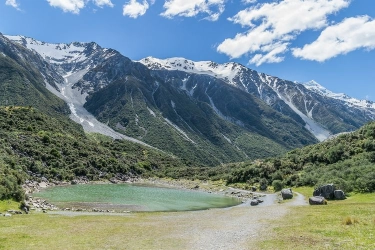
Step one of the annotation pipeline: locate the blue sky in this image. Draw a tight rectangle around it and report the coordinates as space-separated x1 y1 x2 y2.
1 0 375 101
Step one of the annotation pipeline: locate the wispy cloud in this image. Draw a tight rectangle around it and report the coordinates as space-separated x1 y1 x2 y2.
217 0 350 66
93 0 114 8
123 0 150 18
293 16 375 62
161 0 226 21
5 0 21 10
241 0 256 4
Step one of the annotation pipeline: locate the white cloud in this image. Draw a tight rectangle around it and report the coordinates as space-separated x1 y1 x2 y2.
293 16 375 62
93 0 114 8
217 0 350 65
123 0 149 18
47 0 85 14
161 0 225 21
242 0 256 4
5 0 20 9
250 42 289 66
46 0 113 13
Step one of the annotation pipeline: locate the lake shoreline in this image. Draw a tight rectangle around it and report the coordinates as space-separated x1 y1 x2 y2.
24 177 272 214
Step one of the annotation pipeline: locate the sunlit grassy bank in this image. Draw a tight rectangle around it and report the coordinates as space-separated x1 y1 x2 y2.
0 212 189 249
259 187 375 249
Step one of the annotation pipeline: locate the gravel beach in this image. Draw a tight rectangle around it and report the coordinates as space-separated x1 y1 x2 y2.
155 193 307 250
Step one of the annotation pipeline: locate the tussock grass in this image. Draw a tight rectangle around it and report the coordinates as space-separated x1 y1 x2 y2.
258 187 375 249
343 216 359 225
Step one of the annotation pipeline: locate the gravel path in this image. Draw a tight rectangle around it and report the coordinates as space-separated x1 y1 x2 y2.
158 192 307 250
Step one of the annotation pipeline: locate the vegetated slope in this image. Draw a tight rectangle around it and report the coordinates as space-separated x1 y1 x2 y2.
226 122 375 193
0 107 196 201
0 35 68 115
141 57 375 140
5 34 375 167
2 34 298 166
83 62 303 166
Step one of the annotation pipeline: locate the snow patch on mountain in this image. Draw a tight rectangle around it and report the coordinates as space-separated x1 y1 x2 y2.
5 35 88 65
303 80 375 110
139 57 242 86
270 81 331 141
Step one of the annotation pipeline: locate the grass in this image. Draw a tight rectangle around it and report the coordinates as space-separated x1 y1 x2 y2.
1 187 375 249
0 200 19 213
0 212 188 250
258 187 375 249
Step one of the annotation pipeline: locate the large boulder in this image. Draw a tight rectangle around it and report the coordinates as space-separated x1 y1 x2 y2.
309 196 327 205
281 188 293 200
334 190 346 200
313 184 336 199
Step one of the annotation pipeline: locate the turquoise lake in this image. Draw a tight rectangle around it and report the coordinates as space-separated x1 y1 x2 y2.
35 184 241 212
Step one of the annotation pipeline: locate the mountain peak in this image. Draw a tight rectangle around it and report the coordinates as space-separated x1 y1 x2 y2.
302 80 375 109
5 35 104 66
139 57 247 86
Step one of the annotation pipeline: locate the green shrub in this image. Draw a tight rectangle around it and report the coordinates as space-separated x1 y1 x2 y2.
272 180 283 191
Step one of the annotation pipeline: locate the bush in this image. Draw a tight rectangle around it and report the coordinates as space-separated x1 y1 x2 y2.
272 180 283 191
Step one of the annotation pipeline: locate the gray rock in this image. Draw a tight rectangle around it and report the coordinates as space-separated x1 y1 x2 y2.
334 190 346 200
313 184 336 199
250 199 259 206
22 207 29 214
281 188 293 200
309 196 327 205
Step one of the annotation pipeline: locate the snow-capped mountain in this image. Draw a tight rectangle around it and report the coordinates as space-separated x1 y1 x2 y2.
140 57 375 141
3 34 149 146
2 33 374 165
303 80 375 110
140 57 245 86
5 35 118 76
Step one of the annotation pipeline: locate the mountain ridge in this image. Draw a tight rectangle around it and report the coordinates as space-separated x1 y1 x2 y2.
3 33 374 166
139 56 375 141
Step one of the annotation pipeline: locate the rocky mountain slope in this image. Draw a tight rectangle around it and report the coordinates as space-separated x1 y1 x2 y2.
3 34 374 166
140 57 375 141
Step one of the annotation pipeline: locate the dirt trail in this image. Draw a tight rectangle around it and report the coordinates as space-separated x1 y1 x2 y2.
165 192 307 250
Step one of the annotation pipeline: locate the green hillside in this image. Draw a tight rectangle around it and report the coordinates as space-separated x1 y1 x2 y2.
84 73 306 166
226 121 375 193
0 46 68 116
0 106 196 201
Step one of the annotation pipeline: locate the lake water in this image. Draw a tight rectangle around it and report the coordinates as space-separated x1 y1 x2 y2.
35 184 241 212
